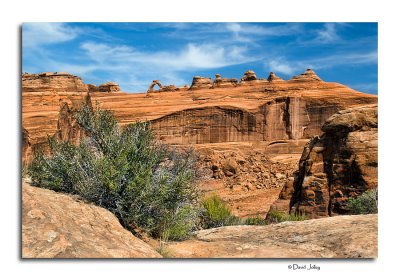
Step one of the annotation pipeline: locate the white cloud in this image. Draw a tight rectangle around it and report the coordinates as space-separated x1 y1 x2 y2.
23 23 78 48
266 51 377 77
314 23 340 43
80 41 256 72
50 41 259 91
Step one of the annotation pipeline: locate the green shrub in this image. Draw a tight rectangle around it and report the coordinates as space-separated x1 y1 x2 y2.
243 216 268 225
29 103 200 240
267 209 307 223
200 194 240 228
346 189 378 214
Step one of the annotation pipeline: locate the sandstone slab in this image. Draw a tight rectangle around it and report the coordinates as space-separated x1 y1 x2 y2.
166 214 377 258
22 182 161 258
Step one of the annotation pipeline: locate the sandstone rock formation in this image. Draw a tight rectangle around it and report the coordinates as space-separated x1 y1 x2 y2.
87 84 99 92
22 70 377 217
22 72 88 92
270 104 378 218
190 76 213 90
22 73 90 162
213 74 238 88
267 72 284 82
290 68 322 82
22 182 161 258
147 80 163 93
98 81 120 92
166 214 377 258
160 84 177 92
240 70 257 82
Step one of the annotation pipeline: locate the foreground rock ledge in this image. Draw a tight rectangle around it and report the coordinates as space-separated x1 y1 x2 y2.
22 182 161 258
166 214 377 258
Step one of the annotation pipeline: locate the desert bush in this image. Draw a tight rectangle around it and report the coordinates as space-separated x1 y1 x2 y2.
266 209 307 223
200 194 241 228
243 216 268 225
346 189 378 214
29 104 200 240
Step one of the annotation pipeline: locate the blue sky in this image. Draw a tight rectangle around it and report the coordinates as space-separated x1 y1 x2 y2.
22 22 378 94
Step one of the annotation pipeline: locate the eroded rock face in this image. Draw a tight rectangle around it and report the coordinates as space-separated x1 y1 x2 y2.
23 70 377 166
22 72 91 163
290 68 322 82
166 214 377 258
270 104 378 218
98 82 120 92
213 74 238 88
150 97 340 145
22 182 161 258
190 76 213 90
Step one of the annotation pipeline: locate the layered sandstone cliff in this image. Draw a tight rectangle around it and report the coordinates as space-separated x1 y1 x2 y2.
22 70 377 217
269 104 378 218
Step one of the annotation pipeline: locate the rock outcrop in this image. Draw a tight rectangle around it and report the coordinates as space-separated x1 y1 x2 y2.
290 68 322 82
98 82 120 92
190 76 213 90
240 70 257 82
22 72 88 92
270 104 378 218
166 214 377 258
22 182 161 258
213 74 238 88
267 72 284 82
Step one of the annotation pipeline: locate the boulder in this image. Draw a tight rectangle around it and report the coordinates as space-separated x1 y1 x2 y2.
22 182 161 258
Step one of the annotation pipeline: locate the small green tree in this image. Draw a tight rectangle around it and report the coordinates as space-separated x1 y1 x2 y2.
29 103 200 240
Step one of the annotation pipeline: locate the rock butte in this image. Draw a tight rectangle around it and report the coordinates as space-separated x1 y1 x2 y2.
22 181 161 258
22 69 377 217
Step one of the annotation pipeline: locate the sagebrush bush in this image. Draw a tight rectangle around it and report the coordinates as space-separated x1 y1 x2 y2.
266 209 307 223
346 189 378 214
29 104 200 240
200 194 241 228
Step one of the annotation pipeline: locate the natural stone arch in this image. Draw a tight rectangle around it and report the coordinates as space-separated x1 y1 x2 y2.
147 80 163 93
